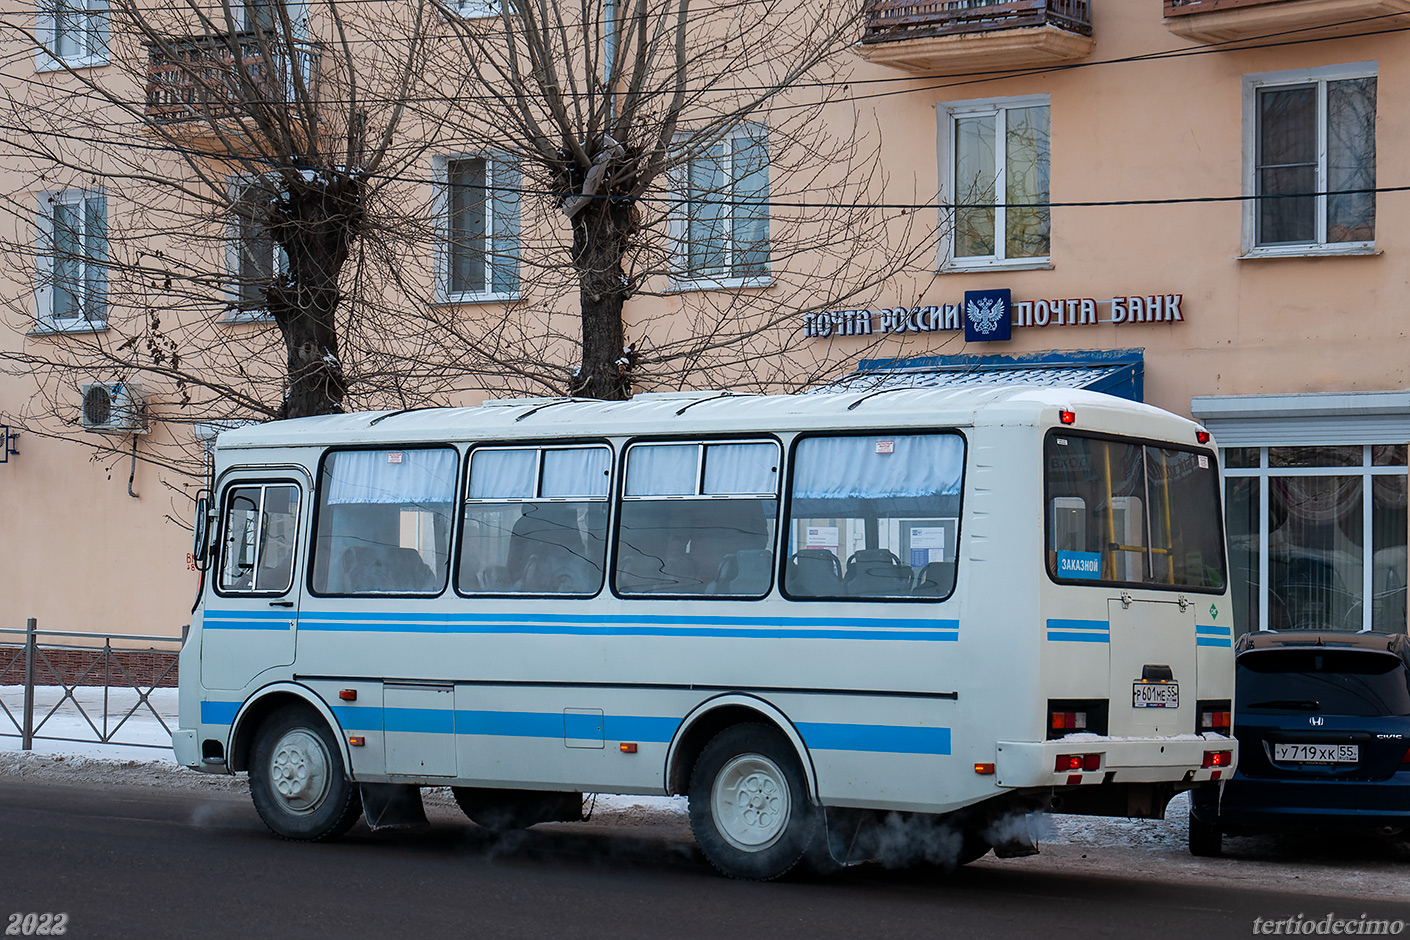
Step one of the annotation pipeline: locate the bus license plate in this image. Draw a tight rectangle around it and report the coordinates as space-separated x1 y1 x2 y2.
1274 743 1358 763
1132 682 1178 708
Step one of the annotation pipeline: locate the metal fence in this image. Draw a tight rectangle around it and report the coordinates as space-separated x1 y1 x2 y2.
0 619 184 751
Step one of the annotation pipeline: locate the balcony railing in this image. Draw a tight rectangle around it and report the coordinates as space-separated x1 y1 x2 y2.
1165 0 1300 13
862 0 1092 44
145 32 304 124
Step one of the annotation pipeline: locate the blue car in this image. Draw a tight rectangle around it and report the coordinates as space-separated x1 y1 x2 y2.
1189 631 1410 856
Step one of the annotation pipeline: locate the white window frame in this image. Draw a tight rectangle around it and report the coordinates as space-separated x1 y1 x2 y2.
669 124 771 292
35 0 109 71
34 188 107 334
1241 61 1378 259
936 94 1052 273
432 153 518 304
1223 445 1406 634
223 175 285 323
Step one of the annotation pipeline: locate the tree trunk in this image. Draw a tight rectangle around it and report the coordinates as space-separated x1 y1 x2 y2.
570 197 635 401
268 174 362 419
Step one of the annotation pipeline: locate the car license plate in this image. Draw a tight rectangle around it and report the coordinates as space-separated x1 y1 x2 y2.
1274 743 1359 763
1132 681 1178 708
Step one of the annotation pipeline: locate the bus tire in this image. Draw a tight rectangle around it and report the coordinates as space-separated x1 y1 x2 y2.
249 705 362 842
688 723 819 881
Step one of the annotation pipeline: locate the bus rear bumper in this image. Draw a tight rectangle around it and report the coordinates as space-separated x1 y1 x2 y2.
995 736 1238 789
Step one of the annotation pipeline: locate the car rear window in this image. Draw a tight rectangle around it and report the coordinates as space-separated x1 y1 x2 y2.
1238 649 1410 717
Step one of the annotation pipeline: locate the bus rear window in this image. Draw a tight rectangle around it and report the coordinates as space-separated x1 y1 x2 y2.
1045 433 1225 591
311 447 458 595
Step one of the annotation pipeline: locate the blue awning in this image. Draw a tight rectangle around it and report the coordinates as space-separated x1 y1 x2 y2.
830 349 1145 402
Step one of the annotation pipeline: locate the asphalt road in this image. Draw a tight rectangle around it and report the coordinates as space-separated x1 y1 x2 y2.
1 778 1406 940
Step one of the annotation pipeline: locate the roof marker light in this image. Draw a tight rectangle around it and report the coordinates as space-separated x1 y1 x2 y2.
1059 410 1076 425
1196 429 1212 444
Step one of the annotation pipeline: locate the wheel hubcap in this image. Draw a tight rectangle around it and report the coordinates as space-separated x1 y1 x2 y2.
268 729 331 816
712 753 791 852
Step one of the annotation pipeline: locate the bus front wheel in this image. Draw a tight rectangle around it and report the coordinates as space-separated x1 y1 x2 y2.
688 723 819 880
249 705 362 841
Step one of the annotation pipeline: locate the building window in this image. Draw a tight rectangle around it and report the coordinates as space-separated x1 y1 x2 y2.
1244 63 1376 255
434 155 520 302
1224 445 1406 636
226 176 283 322
35 189 107 332
37 0 108 69
674 126 769 287
450 0 498 16
939 95 1050 269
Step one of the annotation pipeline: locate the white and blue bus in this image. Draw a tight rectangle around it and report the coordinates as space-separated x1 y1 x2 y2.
174 386 1236 879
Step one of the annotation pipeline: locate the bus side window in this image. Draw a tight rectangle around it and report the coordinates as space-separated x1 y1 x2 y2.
218 483 300 594
459 445 611 596
310 448 457 596
614 441 779 598
784 433 963 601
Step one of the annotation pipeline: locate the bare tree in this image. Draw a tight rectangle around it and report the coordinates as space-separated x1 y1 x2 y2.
0 0 942 485
424 0 935 400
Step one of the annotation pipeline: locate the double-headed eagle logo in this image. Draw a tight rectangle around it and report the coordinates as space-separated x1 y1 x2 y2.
966 297 1004 335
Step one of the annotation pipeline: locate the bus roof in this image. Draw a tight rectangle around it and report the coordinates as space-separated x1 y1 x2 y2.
215 385 1194 450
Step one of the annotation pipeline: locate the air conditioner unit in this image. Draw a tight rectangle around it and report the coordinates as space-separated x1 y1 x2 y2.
80 382 146 434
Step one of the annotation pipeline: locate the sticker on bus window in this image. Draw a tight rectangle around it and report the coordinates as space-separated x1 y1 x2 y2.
1198 455 1209 469
387 452 403 464
875 441 895 454
1057 551 1102 580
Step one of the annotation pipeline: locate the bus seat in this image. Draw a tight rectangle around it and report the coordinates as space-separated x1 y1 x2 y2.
785 549 842 597
713 549 773 596
913 561 956 597
844 549 909 597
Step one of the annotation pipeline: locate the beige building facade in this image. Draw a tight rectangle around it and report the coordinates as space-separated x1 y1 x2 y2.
1 0 1407 641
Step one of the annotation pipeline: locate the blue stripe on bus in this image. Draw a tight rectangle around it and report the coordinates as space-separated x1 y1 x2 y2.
200 700 240 725
1196 637 1233 648
796 721 951 755
201 610 961 642
1046 619 1109 643
1196 624 1232 636
1046 631 1111 644
320 706 945 755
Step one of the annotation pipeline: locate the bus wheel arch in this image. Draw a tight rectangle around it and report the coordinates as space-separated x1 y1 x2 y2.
228 684 349 775
247 701 363 841
665 696 818 802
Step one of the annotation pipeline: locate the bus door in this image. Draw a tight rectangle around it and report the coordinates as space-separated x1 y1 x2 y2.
202 472 309 691
1108 594 1197 736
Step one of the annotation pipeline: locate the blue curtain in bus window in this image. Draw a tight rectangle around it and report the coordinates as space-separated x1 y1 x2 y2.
469 448 537 500
793 435 963 499
626 444 697 496
703 442 778 495
542 447 611 498
326 448 458 505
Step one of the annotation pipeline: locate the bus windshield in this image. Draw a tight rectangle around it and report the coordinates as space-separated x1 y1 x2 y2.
1045 432 1226 591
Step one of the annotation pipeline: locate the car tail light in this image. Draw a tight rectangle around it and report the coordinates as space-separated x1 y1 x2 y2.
1054 753 1102 773
1202 750 1233 769
1402 746 1410 769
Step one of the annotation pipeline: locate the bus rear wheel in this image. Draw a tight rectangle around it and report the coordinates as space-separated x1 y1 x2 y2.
249 705 361 841
688 723 819 881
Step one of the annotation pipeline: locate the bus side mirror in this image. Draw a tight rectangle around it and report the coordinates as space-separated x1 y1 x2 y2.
193 492 212 569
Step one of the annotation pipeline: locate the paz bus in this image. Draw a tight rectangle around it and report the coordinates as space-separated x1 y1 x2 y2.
173 386 1236 879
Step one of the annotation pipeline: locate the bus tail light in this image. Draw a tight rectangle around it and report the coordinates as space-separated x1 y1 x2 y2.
1198 700 1232 733
1047 700 1108 739
1202 750 1232 769
1051 710 1087 733
1055 754 1102 773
